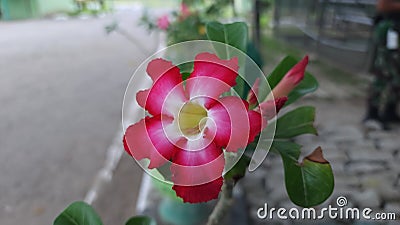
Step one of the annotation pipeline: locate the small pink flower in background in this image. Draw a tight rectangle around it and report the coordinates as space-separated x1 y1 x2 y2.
268 56 309 100
157 15 170 30
180 2 191 19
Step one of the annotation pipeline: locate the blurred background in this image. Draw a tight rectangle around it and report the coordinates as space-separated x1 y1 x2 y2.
1 0 399 225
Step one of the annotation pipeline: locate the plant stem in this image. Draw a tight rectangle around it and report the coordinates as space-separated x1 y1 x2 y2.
206 179 235 225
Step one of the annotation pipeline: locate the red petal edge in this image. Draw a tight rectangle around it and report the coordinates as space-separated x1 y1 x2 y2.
172 177 223 203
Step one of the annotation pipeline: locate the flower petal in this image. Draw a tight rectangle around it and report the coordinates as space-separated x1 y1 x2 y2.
123 115 181 169
180 2 191 19
258 97 288 121
172 177 223 203
170 140 225 203
207 96 251 152
157 15 170 30
171 139 224 186
186 53 239 104
247 78 260 108
136 59 187 117
248 110 264 141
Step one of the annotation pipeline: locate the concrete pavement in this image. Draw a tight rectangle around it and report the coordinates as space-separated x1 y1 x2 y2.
0 8 155 225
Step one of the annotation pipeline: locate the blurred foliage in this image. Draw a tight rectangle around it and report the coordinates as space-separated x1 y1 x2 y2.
259 0 273 9
54 201 156 225
167 12 208 45
105 21 118 34
69 0 109 16
139 0 237 45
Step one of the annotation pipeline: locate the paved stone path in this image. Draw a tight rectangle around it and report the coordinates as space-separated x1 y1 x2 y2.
243 65 400 225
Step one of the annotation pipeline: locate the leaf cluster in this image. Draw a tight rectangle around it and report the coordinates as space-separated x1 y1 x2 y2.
205 21 334 208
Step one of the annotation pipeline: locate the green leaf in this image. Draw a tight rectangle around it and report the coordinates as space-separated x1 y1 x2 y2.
267 56 318 105
181 72 191 81
206 21 249 98
178 62 194 81
125 216 156 225
286 73 318 105
267 56 295 88
246 42 264 69
275 106 318 138
241 42 265 97
224 155 250 181
270 140 301 161
54 201 103 225
271 141 334 207
206 21 248 58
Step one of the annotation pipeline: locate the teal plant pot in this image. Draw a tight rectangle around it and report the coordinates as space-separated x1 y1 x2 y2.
152 178 212 225
158 197 211 225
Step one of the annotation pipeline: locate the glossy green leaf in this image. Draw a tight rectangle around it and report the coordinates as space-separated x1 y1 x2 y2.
206 21 248 58
177 62 194 81
267 56 295 88
275 106 318 138
125 216 156 225
286 73 318 105
270 140 301 161
206 21 249 98
241 42 265 97
53 201 103 225
181 72 191 81
271 141 334 207
246 41 264 69
267 56 318 105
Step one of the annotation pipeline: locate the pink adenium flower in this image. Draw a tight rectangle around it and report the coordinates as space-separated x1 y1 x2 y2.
268 56 309 100
180 2 191 19
248 56 308 110
157 15 170 30
123 53 307 203
180 2 192 19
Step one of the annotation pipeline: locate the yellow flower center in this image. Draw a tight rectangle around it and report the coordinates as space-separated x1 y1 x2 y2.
198 25 206 35
178 102 208 136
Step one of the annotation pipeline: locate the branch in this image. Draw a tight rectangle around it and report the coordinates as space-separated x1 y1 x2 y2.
206 179 235 225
